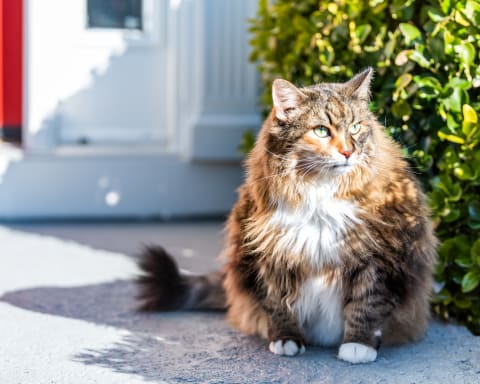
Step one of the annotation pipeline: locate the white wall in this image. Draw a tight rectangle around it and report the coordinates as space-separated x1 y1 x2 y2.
0 0 261 219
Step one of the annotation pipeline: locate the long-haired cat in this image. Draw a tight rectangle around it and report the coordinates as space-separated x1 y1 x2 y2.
137 68 437 364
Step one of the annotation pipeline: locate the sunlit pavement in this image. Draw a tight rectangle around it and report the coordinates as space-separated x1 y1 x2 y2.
1 222 479 384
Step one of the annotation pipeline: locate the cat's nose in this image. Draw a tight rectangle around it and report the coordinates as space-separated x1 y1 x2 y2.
339 149 353 159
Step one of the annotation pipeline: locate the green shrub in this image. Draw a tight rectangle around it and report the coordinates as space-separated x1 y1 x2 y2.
249 0 480 334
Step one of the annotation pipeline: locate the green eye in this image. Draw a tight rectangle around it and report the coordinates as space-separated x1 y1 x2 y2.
350 123 361 134
313 126 330 138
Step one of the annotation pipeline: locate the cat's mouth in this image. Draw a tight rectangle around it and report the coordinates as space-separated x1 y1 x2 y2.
331 161 355 174
295 156 357 177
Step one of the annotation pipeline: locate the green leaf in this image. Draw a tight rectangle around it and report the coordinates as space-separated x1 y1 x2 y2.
442 148 460 166
443 208 461 222
438 238 456 261
395 73 413 90
455 254 474 268
465 0 480 25
455 237 472 263
447 114 460 132
408 50 430 68
455 43 476 68
433 289 452 304
462 272 480 293
428 8 446 22
428 190 445 211
399 23 421 44
455 297 472 308
238 130 256 154
448 183 462 201
370 0 389 14
454 164 474 180
443 88 468 113
438 131 465 144
432 174 453 194
452 272 464 285
454 11 471 27
462 104 477 123
446 78 472 91
429 36 445 58
468 201 480 221
431 174 462 201
391 100 412 120
462 104 478 136
356 24 372 43
414 75 442 89
440 0 452 14
468 221 480 230
471 239 480 265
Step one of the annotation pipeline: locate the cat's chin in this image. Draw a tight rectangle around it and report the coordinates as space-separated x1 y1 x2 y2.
330 164 355 176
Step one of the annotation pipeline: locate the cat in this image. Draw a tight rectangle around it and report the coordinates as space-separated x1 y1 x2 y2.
137 68 437 364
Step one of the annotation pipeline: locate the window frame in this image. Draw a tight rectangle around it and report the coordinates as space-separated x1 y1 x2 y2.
86 0 144 31
77 0 159 47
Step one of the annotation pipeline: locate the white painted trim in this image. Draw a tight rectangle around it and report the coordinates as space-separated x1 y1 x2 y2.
0 147 242 219
172 0 207 159
59 126 167 145
164 1 178 152
189 114 261 161
183 0 261 161
52 144 172 157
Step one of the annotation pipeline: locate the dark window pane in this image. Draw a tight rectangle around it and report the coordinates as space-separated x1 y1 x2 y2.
87 0 143 30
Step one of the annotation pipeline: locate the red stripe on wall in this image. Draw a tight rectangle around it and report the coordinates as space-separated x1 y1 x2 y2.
0 1 3 125
0 0 22 141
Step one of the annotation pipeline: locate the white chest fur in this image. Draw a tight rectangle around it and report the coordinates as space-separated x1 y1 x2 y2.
268 183 359 268
267 183 358 346
294 274 344 346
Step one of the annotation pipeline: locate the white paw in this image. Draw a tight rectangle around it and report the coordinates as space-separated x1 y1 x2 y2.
269 340 306 356
338 342 377 364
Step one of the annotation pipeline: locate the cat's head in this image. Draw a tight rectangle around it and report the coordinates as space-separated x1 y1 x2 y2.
264 68 378 180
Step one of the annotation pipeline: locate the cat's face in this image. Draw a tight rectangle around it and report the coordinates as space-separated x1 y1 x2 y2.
268 68 377 180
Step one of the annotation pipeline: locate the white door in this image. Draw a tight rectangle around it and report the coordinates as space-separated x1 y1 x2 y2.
26 0 170 148
0 0 260 219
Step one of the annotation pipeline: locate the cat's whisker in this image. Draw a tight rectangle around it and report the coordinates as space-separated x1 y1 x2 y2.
255 169 295 182
266 150 293 162
297 160 326 180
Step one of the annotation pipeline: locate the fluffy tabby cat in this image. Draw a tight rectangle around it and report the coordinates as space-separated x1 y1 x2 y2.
137 68 437 364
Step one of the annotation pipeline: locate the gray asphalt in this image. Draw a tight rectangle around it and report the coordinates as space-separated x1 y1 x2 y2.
1 222 479 383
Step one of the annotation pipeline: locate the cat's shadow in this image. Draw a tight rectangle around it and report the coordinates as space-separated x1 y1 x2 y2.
0 280 339 383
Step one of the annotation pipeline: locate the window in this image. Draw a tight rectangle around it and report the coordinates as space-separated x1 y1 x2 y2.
87 0 143 30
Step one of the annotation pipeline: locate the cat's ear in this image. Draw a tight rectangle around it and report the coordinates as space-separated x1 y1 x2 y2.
343 67 374 101
272 79 305 121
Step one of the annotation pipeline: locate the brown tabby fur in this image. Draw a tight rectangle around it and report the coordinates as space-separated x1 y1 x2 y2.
137 68 437 360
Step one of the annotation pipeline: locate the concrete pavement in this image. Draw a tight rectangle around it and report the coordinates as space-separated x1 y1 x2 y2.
0 222 479 383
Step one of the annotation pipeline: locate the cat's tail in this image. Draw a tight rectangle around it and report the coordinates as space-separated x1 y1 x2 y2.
136 246 226 311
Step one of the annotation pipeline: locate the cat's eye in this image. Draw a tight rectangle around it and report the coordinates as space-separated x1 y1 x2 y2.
313 126 330 138
349 123 361 135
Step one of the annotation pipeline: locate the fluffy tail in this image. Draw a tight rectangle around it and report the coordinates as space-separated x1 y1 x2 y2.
136 246 226 311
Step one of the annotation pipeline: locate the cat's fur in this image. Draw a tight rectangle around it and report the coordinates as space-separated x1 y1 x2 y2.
137 68 437 364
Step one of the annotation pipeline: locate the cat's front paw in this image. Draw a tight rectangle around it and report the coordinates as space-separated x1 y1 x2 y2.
337 342 377 364
269 339 306 356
